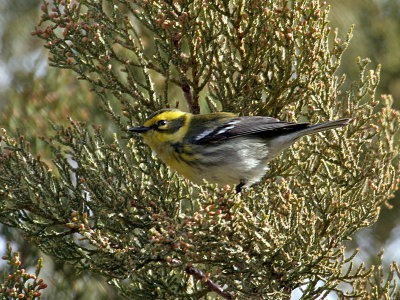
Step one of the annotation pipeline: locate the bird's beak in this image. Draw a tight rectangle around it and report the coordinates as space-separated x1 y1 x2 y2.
129 126 151 133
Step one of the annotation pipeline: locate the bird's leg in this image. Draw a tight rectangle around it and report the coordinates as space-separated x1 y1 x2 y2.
235 179 247 193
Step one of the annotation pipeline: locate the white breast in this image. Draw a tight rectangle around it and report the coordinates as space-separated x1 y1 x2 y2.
192 137 271 186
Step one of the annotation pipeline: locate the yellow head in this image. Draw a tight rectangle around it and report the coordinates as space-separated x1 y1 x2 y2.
129 109 191 148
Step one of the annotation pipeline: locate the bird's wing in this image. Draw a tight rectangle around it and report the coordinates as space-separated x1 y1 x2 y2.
191 116 310 144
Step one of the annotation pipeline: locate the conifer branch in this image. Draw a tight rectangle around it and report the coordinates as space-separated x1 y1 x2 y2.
185 265 236 300
0 0 398 298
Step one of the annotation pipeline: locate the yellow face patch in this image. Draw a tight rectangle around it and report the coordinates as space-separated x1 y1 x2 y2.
141 109 191 146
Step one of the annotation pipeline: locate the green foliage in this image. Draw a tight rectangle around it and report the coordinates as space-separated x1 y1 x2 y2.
0 0 399 299
328 0 400 105
326 0 400 261
0 243 47 299
348 252 400 300
0 55 121 300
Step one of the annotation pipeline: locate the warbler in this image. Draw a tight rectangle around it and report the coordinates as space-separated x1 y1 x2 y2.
129 109 350 192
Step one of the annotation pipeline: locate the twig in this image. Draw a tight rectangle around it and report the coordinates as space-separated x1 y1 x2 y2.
167 259 235 299
185 265 236 300
173 33 200 114
180 75 200 114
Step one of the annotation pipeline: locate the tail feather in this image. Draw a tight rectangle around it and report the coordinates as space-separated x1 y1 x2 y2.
302 118 351 136
263 118 351 160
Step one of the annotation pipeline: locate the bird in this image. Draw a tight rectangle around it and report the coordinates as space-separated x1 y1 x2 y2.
129 109 350 192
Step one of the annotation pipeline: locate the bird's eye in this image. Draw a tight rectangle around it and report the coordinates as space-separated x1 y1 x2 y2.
157 120 167 127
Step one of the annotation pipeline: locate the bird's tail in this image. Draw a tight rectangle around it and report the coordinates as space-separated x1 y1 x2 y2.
302 118 351 136
265 118 351 161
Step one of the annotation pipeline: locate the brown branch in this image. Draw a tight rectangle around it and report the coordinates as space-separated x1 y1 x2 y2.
166 259 235 299
180 75 200 114
173 33 200 114
185 265 236 300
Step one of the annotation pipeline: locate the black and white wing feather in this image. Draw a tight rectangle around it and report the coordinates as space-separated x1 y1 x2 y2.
191 117 311 144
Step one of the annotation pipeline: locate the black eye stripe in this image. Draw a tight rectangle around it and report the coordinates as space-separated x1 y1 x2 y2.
152 120 168 131
154 116 185 133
